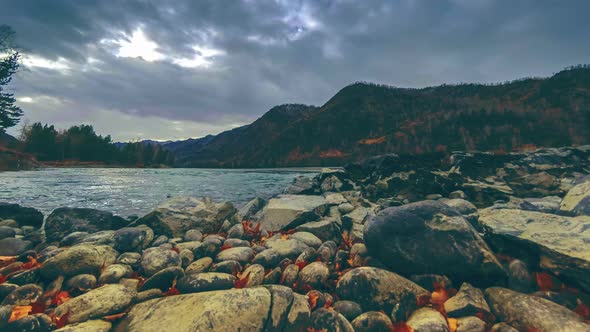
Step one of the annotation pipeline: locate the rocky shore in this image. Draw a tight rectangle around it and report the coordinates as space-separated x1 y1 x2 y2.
1 146 590 331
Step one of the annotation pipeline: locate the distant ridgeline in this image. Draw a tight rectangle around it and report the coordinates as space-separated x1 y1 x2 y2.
165 65 590 167
15 123 174 167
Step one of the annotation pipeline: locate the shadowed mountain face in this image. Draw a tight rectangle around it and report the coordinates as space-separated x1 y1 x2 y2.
171 66 590 167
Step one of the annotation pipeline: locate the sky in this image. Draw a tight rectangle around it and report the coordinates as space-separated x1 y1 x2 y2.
1 0 589 141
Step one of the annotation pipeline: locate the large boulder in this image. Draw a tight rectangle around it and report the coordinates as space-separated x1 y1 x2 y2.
115 286 309 332
134 197 236 237
560 181 590 216
364 201 505 284
485 287 590 332
0 238 32 256
40 244 118 279
54 284 136 324
45 208 128 244
336 267 429 312
140 248 181 277
256 195 329 231
0 203 43 228
479 208 590 291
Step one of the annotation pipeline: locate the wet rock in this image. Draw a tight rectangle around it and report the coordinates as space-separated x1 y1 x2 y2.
45 207 127 244
176 272 235 293
444 198 480 231
60 232 90 246
141 266 184 291
192 241 220 259
116 252 141 269
183 229 203 242
78 230 116 246
286 291 312 330
185 257 213 275
525 196 562 214
227 224 244 239
7 268 40 286
1 284 42 305
179 249 194 268
297 261 330 289
351 311 393 332
210 260 242 275
66 274 97 291
290 232 322 248
113 226 154 252
222 238 250 249
560 181 590 216
175 241 202 253
285 175 316 194
55 284 136 324
455 316 486 332
151 235 168 247
485 287 590 332
0 284 19 302
40 244 118 279
0 238 32 256
264 236 310 259
140 248 181 277
449 190 466 199
133 196 236 237
333 300 363 321
55 319 112 332
215 246 254 265
508 259 534 293
479 208 590 291
240 264 265 288
0 203 43 228
407 307 449 332
257 194 329 231
118 286 308 332
444 283 491 318
364 201 505 284
310 307 354 332
336 267 429 312
252 249 281 268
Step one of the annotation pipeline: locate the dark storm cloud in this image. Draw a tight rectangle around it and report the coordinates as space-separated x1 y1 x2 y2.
1 0 589 140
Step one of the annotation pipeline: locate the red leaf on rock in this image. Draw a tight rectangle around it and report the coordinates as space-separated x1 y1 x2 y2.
295 261 308 270
234 272 250 289
574 301 590 319
0 275 7 284
9 305 32 322
163 279 181 296
51 291 71 306
535 272 563 291
308 292 319 310
52 311 71 329
171 247 180 253
21 256 42 270
30 300 46 314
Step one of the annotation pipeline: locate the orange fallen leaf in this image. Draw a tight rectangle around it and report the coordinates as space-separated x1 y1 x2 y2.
234 272 250 289
9 305 32 322
281 234 289 240
447 318 458 332
51 290 71 306
308 292 320 310
163 279 181 296
103 311 128 321
52 311 71 329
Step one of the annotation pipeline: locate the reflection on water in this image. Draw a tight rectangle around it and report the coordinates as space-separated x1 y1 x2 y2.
0 168 320 217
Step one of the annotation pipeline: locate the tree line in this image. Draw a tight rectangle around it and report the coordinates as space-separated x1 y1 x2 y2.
20 122 174 166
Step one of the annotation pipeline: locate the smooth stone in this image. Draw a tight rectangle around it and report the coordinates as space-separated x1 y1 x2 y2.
140 248 181 277
135 289 163 303
333 300 363 321
264 236 310 259
40 244 118 279
295 219 342 243
336 267 429 312
444 283 491 318
317 240 337 262
141 266 185 291
489 322 519 332
310 307 354 332
222 238 250 249
66 274 97 291
113 226 154 252
240 264 265 288
54 284 136 324
0 226 16 240
210 260 242 275
133 196 236 237
456 316 486 332
176 272 235 293
364 200 505 284
116 252 141 269
77 230 116 246
1 284 43 305
192 241 221 259
407 308 450 332
0 219 18 228
560 181 590 216
176 240 202 252
215 247 254 265
227 224 244 239
281 264 299 287
290 232 323 248
257 194 329 232
0 203 43 228
0 238 32 256
98 264 133 284
61 232 90 246
508 259 534 293
55 319 112 332
44 207 127 244
351 311 393 332
6 313 52 331
185 257 213 275
297 261 330 289
263 267 282 285
151 235 168 247
252 249 281 268
183 229 203 242
485 287 590 332
0 284 19 303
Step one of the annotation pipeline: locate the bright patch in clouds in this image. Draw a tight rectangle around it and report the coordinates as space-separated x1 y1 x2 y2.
112 28 165 62
17 97 34 103
173 46 226 68
21 55 71 71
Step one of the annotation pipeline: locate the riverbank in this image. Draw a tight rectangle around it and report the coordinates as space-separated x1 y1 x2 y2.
0 146 589 331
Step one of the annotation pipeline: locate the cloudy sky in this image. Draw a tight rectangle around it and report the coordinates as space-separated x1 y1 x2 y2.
2 0 589 141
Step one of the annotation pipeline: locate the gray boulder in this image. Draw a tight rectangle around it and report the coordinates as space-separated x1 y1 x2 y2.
364 201 505 284
0 238 32 256
45 207 128 244
256 195 328 231
133 197 236 237
560 181 590 216
40 244 118 279
140 248 181 277
0 203 43 228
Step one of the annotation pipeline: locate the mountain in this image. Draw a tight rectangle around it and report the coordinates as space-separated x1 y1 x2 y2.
171 65 590 167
